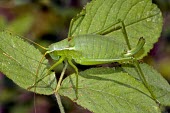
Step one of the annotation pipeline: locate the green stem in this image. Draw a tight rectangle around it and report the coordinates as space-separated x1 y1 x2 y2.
55 93 65 113
55 61 68 113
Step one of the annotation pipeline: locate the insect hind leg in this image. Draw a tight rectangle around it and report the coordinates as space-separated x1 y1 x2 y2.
68 9 86 37
95 19 131 50
132 58 159 103
120 22 159 103
119 19 131 50
95 20 122 35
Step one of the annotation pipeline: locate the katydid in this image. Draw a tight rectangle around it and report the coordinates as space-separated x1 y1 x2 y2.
26 16 158 103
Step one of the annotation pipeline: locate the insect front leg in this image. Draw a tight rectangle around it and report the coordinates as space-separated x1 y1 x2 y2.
27 51 50 90
68 59 79 99
27 56 65 92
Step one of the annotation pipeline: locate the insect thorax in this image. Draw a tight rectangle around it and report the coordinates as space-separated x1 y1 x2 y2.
49 49 81 60
48 38 81 60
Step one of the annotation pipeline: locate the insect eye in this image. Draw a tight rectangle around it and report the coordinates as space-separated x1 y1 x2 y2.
55 56 60 60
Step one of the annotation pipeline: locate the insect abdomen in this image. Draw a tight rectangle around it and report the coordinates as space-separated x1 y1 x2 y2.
73 35 125 60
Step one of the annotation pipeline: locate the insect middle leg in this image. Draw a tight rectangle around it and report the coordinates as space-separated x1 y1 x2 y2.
27 51 50 90
51 59 79 99
68 59 79 99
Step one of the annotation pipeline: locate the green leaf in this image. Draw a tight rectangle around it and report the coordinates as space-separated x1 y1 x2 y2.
59 67 161 113
0 31 56 95
122 63 170 106
70 0 163 59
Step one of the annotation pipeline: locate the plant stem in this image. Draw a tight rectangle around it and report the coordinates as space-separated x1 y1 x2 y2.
55 93 65 113
55 61 68 113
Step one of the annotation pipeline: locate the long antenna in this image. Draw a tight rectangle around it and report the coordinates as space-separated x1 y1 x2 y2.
2 28 48 50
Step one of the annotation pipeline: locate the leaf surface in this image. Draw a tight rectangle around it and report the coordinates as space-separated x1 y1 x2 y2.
59 66 163 113
0 31 56 95
122 63 170 106
70 0 163 59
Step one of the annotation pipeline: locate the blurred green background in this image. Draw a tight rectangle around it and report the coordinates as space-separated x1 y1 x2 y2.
0 0 170 113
